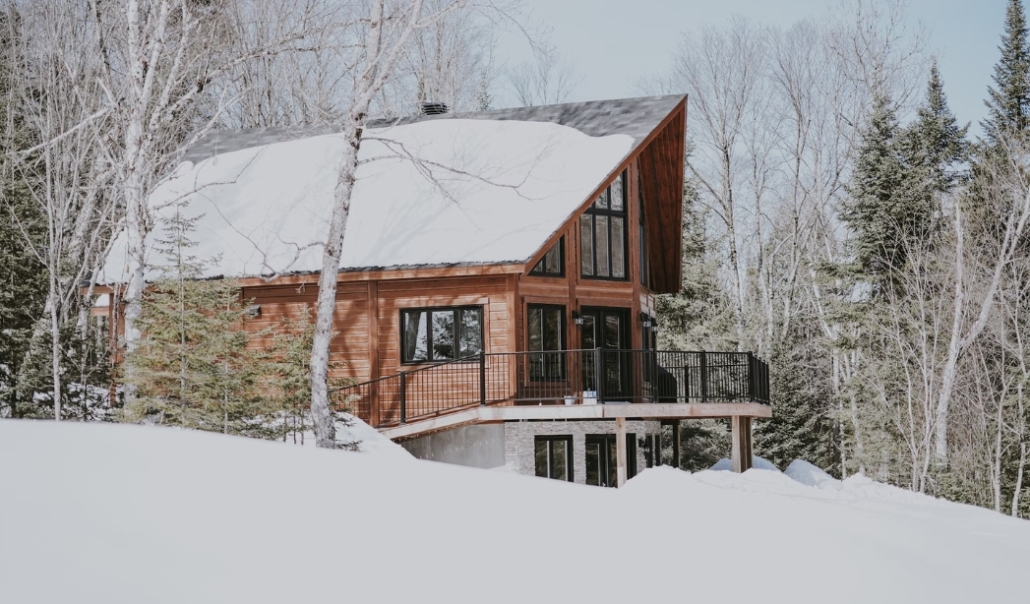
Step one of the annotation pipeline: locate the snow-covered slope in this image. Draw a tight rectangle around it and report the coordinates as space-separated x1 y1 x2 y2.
99 119 634 282
1 421 1028 604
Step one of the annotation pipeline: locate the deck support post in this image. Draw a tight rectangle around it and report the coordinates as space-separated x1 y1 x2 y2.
672 420 680 469
616 416 628 487
731 416 753 473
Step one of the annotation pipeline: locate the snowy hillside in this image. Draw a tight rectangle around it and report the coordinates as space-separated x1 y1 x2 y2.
2 421 1028 604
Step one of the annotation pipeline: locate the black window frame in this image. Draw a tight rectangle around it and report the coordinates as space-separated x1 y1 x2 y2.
534 435 574 481
581 171 629 281
585 433 637 487
529 237 565 277
527 304 567 381
400 305 484 365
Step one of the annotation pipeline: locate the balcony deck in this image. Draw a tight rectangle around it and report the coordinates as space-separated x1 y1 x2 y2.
378 401 771 441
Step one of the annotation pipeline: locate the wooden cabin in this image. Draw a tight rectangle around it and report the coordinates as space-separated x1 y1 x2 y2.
98 95 771 485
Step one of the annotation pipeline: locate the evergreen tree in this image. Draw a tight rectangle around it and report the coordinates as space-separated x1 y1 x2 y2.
0 186 48 418
0 12 47 418
983 0 1030 145
754 326 841 476
656 175 736 351
122 206 277 436
904 62 970 196
841 94 918 284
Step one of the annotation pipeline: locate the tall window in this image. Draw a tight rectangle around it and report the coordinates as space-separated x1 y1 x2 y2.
581 171 627 280
535 435 573 481
401 306 483 364
530 237 564 277
528 304 565 380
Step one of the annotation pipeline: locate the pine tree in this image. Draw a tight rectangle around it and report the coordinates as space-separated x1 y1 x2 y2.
983 0 1030 145
122 205 277 435
656 175 736 351
0 186 48 418
904 62 970 196
841 94 917 283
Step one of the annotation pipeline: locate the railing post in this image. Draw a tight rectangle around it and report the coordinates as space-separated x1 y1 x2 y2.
747 352 755 401
479 350 487 405
699 351 708 403
596 346 605 404
400 371 407 425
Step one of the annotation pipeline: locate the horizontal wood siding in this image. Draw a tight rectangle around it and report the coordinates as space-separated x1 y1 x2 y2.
242 282 371 383
374 275 513 423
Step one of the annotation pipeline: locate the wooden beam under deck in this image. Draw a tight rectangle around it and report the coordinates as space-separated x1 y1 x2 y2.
380 402 771 441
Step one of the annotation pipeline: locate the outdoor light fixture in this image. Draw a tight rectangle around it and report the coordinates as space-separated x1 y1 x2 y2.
572 310 585 326
639 312 652 328
245 305 262 318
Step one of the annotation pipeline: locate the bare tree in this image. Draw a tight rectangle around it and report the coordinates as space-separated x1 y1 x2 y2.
505 38 578 107
934 144 1030 462
86 0 323 369
308 0 483 448
5 1 117 420
666 17 767 350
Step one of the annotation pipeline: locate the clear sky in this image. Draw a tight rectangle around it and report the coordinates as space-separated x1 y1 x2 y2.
499 0 1007 138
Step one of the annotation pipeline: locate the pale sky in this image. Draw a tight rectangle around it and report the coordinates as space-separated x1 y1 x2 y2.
498 0 1006 138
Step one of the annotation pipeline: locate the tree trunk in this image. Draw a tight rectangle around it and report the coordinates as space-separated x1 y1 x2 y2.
309 117 363 448
49 275 62 421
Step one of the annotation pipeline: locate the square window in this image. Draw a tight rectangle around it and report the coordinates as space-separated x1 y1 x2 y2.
401 307 483 364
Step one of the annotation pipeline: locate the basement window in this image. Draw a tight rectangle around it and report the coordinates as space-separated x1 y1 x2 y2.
581 171 628 280
535 435 573 481
401 306 483 364
529 237 564 277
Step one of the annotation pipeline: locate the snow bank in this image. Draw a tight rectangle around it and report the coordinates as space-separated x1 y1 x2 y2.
710 455 780 472
784 458 839 489
2 421 1029 604
100 119 634 282
336 413 411 458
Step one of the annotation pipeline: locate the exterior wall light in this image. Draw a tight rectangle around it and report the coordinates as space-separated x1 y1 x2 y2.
572 310 585 326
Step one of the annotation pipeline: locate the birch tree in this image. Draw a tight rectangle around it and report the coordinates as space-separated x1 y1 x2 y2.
308 0 475 448
86 0 325 364
6 0 117 419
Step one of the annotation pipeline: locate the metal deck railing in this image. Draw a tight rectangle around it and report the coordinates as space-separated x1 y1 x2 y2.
330 349 770 429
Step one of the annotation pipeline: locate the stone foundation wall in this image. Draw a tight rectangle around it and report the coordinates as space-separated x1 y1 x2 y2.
503 420 662 484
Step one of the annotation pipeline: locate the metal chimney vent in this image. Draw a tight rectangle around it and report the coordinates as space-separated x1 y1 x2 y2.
420 102 449 116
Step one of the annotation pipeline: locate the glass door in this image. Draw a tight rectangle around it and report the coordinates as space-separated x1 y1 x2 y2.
585 433 637 487
580 308 631 400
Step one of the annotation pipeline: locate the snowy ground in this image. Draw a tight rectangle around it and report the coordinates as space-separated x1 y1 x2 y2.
2 421 1029 603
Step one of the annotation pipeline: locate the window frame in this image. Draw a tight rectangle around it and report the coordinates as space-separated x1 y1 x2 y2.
529 237 565 278
534 435 574 482
399 305 484 365
527 304 567 382
581 171 630 281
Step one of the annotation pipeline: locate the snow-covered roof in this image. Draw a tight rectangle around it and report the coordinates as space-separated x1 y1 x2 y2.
99 95 684 282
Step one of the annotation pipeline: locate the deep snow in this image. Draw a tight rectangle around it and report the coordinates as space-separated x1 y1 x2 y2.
2 420 1029 604
99 119 634 282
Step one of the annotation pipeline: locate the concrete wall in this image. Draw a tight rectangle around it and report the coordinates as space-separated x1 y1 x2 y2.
503 420 661 485
399 423 506 469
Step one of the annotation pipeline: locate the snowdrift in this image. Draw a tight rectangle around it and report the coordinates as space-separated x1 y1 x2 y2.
2 421 1029 604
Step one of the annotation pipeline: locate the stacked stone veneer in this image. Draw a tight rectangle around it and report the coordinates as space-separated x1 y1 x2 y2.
503 420 662 484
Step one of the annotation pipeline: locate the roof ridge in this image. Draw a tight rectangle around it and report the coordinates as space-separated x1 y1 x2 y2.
181 94 685 164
